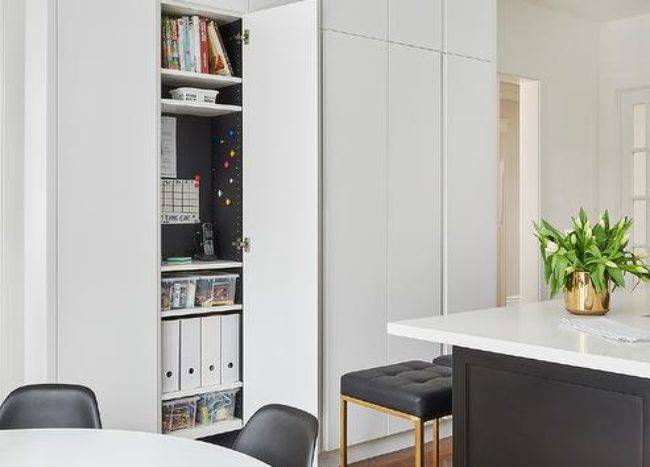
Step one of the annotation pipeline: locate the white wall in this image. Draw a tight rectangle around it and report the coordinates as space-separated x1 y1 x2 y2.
498 0 600 227
598 13 650 218
0 0 26 398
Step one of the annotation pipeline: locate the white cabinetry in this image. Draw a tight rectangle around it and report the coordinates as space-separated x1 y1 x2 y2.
323 30 389 449
445 54 497 314
387 44 441 364
445 0 496 61
321 0 497 455
57 0 318 435
388 0 443 51
387 43 442 434
57 0 159 432
322 0 388 40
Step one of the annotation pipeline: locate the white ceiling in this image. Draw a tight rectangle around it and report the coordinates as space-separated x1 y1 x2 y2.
523 0 650 22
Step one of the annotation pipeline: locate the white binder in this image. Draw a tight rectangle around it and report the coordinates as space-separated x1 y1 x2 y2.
180 318 201 390
201 316 222 386
221 314 240 383
161 320 180 393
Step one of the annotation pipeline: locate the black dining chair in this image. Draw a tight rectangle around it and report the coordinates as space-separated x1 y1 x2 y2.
0 384 102 429
233 404 318 467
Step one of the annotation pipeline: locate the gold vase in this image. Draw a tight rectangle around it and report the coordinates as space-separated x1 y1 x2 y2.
564 271 610 315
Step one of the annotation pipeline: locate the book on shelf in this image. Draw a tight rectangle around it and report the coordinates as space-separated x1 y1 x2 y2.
170 18 181 70
199 18 209 75
207 20 233 76
182 16 192 72
176 17 186 71
161 15 233 77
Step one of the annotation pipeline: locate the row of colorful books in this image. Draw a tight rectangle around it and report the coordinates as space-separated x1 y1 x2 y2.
162 16 234 77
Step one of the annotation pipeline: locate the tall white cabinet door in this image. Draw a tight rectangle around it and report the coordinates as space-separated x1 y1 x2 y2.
388 0 443 50
242 0 319 420
387 43 442 435
57 0 159 431
323 30 389 451
445 0 496 61
445 55 497 314
322 0 388 40
387 44 441 367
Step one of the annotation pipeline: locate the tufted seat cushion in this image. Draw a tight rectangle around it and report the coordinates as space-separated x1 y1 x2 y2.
432 354 453 368
341 361 452 420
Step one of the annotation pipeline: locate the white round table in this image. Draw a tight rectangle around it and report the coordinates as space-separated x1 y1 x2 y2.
0 429 269 466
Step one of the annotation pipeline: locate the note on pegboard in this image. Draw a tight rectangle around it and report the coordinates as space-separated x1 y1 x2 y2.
161 178 200 224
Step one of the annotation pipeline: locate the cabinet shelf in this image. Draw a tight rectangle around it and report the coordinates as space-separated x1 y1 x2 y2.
167 418 244 439
162 381 243 401
161 99 242 117
161 259 242 272
161 69 242 89
161 0 241 25
161 304 242 319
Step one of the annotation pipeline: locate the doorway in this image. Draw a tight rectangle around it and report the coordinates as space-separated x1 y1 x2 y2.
497 75 541 307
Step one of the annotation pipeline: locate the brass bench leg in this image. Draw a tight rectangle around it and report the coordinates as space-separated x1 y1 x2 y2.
435 418 440 466
414 418 424 467
340 396 348 466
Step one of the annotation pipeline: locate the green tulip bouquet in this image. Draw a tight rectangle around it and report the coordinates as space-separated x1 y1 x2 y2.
533 208 650 298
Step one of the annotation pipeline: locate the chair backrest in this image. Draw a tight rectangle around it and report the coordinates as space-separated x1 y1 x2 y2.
233 404 318 467
0 384 102 429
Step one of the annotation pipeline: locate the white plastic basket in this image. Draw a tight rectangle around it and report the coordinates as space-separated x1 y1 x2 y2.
170 87 219 104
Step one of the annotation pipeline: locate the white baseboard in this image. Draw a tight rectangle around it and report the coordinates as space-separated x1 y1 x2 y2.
318 417 452 466
506 295 521 305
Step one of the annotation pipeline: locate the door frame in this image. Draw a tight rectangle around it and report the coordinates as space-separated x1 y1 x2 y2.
498 74 541 304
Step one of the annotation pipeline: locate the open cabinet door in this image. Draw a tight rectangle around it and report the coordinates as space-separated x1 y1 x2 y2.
243 0 319 419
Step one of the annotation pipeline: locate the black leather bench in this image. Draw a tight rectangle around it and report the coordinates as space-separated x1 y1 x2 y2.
339 360 452 467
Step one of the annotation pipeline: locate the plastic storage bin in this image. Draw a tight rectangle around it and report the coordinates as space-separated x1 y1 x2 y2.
194 273 238 307
196 389 239 425
170 87 219 104
161 277 196 311
162 396 199 433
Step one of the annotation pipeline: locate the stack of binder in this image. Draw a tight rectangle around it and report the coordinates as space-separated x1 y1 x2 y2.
162 314 240 393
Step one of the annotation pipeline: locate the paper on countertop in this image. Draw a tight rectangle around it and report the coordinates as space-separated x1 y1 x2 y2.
560 317 650 343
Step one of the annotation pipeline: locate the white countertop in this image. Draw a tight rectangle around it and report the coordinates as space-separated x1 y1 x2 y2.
387 290 650 379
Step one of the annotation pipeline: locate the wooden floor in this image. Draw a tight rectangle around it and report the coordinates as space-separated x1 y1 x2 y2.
351 437 452 467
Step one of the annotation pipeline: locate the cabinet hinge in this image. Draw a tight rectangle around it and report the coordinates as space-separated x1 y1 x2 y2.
237 29 250 45
233 237 251 253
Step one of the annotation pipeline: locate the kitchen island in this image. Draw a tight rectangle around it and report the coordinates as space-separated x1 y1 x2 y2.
388 291 650 467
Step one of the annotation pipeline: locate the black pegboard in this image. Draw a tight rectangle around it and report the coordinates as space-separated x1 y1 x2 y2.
211 114 243 262
160 115 213 258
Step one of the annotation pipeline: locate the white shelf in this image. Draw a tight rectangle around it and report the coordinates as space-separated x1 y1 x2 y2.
161 69 241 89
161 259 242 272
162 381 243 401
167 418 244 439
161 0 241 24
161 99 242 117
161 304 242 319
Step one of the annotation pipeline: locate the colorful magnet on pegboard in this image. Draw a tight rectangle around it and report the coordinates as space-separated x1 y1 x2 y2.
228 129 235 137
229 178 234 184
224 160 230 169
193 175 200 187
225 198 232 206
217 190 223 198
229 149 236 158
